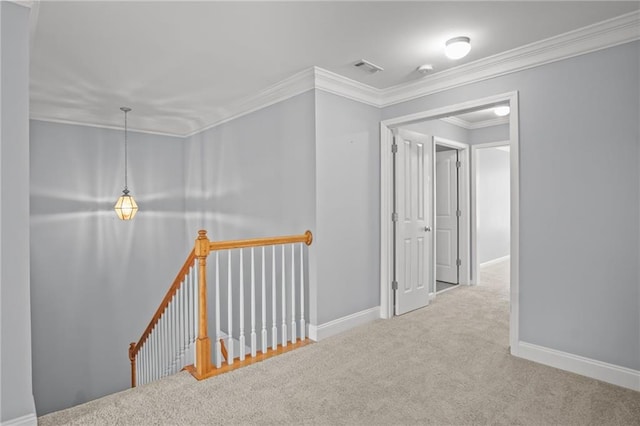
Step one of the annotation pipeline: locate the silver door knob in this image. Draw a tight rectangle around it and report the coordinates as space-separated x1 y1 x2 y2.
424 226 431 232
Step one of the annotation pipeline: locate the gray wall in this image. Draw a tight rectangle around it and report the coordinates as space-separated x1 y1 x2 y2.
184 91 316 330
314 91 381 324
0 2 35 422
469 124 509 145
30 120 189 415
405 119 469 143
383 41 640 370
477 147 510 263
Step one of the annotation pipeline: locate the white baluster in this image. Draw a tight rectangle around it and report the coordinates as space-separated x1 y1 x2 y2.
261 246 267 354
300 243 305 341
150 330 155 382
178 289 182 371
250 247 257 357
239 249 245 361
271 246 277 350
137 350 141 386
153 329 158 381
170 297 175 373
215 252 222 368
291 244 296 343
157 317 162 378
281 245 287 347
162 307 171 377
227 251 234 364
192 262 198 366
142 346 146 385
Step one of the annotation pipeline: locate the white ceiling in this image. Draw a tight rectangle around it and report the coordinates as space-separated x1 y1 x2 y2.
30 1 639 136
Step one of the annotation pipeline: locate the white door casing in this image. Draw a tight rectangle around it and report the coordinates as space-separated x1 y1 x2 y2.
435 149 459 284
394 129 433 315
379 90 519 356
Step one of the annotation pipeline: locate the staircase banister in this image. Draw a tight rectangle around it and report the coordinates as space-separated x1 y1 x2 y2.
208 230 313 252
129 248 197 360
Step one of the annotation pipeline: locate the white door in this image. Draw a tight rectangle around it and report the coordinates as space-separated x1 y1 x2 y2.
394 129 433 315
435 149 459 284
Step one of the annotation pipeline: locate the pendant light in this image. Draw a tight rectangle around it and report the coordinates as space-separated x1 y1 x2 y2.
114 107 138 220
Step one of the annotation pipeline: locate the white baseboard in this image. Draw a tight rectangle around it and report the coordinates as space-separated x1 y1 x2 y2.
517 341 640 391
309 306 380 341
1 413 37 426
480 255 510 267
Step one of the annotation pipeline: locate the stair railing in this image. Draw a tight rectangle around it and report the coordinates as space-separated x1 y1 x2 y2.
129 229 313 387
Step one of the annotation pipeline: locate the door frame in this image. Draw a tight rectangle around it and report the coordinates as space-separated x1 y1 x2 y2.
433 137 470 291
379 91 520 355
470 140 511 286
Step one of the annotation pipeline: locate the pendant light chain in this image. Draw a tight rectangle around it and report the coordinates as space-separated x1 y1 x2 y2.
124 108 129 192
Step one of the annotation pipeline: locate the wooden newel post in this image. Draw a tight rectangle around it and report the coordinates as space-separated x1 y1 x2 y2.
129 342 136 388
194 230 212 377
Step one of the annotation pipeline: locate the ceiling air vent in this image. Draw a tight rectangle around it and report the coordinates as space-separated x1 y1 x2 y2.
354 59 384 73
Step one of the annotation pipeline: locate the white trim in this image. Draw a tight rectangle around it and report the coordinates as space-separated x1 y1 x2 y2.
379 122 393 319
184 68 316 137
308 307 380 341
508 95 520 356
435 284 459 295
480 255 510 268
379 91 520 356
29 116 186 139
518 341 640 392
440 116 509 130
314 67 381 107
1 414 37 426
27 12 639 138
380 10 640 107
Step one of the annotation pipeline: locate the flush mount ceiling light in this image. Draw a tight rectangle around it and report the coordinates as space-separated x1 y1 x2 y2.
417 64 434 74
494 105 511 117
445 36 471 60
114 107 138 220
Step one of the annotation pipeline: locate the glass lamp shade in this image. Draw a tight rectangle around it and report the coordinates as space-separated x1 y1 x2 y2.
114 191 138 220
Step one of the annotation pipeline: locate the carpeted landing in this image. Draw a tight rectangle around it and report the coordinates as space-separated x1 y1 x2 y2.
40 275 639 425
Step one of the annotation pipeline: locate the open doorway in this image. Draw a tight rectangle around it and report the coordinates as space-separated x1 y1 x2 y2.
434 143 460 293
472 142 511 298
379 91 520 355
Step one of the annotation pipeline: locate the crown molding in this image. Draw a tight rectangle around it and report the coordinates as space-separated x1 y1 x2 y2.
27 10 640 138
29 116 186 139
380 10 640 107
185 68 316 137
441 115 509 130
313 67 382 107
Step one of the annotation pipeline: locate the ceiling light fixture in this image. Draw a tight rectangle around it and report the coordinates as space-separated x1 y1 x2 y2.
445 36 471 60
417 64 434 74
494 105 511 117
114 107 138 220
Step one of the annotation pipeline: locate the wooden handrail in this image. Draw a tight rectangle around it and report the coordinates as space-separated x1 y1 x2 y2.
130 229 314 387
209 230 313 251
129 249 196 364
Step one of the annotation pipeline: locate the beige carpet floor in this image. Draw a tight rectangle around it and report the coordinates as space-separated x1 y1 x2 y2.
40 260 640 425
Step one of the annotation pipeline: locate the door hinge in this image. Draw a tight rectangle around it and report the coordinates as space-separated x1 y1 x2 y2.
392 212 399 222
456 259 462 267
391 143 398 154
456 210 462 217
456 160 461 168
392 281 398 290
